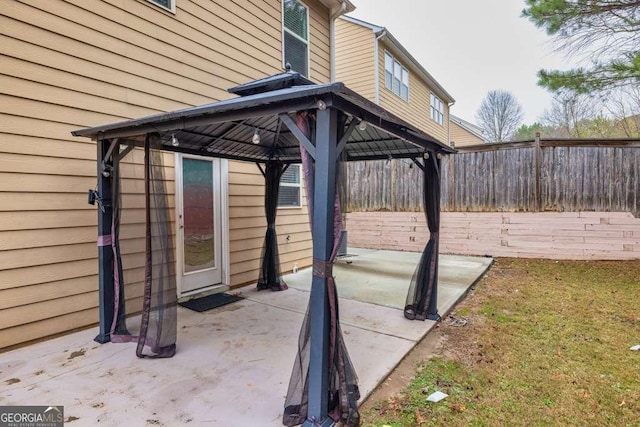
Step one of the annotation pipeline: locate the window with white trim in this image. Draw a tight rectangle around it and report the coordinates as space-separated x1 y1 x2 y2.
384 52 409 102
430 92 444 125
147 0 175 13
283 0 309 77
278 164 302 207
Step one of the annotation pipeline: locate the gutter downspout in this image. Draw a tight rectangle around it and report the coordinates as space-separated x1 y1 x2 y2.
330 2 347 82
447 101 455 146
373 30 386 105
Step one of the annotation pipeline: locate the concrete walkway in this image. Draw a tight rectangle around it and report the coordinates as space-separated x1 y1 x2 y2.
0 249 492 426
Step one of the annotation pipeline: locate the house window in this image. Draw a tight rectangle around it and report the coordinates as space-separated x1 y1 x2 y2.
283 0 309 77
430 92 444 125
147 0 175 13
278 164 302 207
384 52 409 102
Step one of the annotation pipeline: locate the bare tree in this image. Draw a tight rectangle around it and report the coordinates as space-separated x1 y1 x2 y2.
606 86 640 137
541 92 596 137
476 90 524 142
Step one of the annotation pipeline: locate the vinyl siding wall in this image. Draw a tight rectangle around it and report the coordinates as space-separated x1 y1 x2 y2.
377 43 449 144
334 18 375 101
0 0 329 349
450 121 485 147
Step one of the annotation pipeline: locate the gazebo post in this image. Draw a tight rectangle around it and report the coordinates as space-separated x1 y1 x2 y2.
95 138 115 343
304 107 338 427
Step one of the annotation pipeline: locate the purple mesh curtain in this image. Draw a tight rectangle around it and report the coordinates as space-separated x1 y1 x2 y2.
257 160 288 291
137 134 177 357
108 134 177 358
283 112 360 426
404 154 441 321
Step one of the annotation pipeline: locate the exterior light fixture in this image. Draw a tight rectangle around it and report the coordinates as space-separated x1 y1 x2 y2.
357 120 367 131
317 100 327 110
170 133 179 147
252 128 261 144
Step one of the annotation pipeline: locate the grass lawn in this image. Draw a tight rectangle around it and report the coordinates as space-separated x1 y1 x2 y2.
361 258 640 426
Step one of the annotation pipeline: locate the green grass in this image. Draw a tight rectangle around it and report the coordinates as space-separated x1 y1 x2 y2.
362 259 640 426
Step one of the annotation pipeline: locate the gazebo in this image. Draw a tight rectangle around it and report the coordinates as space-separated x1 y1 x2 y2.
72 71 454 427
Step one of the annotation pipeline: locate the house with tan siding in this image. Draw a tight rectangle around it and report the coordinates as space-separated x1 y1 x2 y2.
450 114 487 147
335 15 454 145
0 0 355 350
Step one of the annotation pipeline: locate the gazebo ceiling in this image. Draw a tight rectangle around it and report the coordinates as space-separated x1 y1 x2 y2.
72 71 455 163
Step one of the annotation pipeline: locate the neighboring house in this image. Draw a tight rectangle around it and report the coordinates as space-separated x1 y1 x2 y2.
449 114 487 147
0 0 354 349
335 15 454 145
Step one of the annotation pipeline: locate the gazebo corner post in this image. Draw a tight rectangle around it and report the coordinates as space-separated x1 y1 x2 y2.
304 107 338 427
95 138 115 344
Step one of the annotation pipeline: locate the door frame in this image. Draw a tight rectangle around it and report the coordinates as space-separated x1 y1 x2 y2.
174 153 230 298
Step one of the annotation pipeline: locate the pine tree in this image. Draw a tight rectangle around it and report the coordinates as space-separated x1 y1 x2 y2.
523 0 640 93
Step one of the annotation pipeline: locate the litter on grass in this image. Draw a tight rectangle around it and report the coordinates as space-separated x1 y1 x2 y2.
630 344 640 351
426 391 448 402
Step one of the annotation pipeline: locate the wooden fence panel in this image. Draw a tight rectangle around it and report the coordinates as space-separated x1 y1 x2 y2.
347 139 640 216
541 145 640 214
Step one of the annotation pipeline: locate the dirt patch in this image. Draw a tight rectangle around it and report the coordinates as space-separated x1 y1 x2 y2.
67 349 86 360
5 378 20 385
65 416 80 423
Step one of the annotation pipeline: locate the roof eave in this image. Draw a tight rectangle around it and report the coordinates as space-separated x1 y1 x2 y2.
450 115 486 141
338 15 384 32
319 0 356 15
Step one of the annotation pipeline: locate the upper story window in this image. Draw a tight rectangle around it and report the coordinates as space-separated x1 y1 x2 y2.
384 52 409 102
283 0 309 77
147 0 175 13
278 164 302 208
430 92 444 125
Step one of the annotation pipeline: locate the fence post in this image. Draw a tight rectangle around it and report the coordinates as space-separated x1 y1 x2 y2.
448 153 455 211
391 158 397 211
534 132 542 212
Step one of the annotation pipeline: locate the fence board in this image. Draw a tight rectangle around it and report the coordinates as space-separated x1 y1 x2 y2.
347 139 640 217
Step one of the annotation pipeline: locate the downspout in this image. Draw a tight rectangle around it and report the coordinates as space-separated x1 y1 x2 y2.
447 101 455 146
330 1 347 82
373 30 386 105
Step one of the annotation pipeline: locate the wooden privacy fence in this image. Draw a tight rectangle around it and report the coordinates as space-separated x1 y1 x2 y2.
347 138 640 217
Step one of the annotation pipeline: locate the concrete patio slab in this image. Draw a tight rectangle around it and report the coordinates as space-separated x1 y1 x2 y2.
0 250 492 426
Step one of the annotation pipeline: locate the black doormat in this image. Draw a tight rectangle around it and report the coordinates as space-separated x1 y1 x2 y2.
179 293 244 313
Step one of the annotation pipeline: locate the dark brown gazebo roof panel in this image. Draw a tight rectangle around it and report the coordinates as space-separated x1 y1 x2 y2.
73 72 455 163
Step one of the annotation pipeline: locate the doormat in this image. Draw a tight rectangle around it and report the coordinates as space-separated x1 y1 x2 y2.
179 293 244 313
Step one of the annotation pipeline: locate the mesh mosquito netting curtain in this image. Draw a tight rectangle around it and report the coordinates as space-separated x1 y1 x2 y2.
108 134 177 358
404 154 441 321
257 160 288 291
282 112 360 426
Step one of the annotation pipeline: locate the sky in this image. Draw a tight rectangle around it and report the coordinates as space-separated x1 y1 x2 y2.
347 0 572 125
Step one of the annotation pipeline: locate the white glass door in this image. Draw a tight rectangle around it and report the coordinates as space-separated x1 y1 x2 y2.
176 155 224 296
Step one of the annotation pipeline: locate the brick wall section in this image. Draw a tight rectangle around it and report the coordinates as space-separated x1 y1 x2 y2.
346 211 640 260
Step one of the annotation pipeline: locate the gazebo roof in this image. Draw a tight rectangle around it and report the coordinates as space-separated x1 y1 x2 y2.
72 71 455 163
